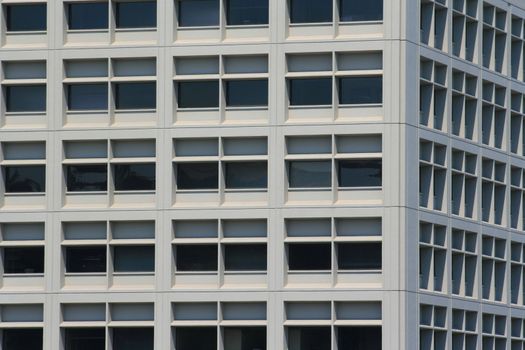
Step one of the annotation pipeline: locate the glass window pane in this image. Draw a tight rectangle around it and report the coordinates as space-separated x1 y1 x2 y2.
113 328 153 350
116 2 156 28
113 246 154 272
289 0 332 23
3 329 43 350
337 242 382 270
337 159 382 187
224 244 267 271
113 164 156 191
6 4 46 32
288 243 331 270
4 247 44 274
287 327 331 350
288 161 331 188
226 0 268 25
225 80 268 107
66 165 108 192
65 328 105 350
338 76 382 105
223 327 266 350
340 0 383 21
5 85 46 112
175 327 217 350
337 326 381 350
177 81 219 108
5 165 45 193
225 162 267 189
177 163 218 190
115 82 156 110
176 244 217 271
178 0 219 27
65 246 106 273
67 84 108 111
289 78 332 106
67 3 108 30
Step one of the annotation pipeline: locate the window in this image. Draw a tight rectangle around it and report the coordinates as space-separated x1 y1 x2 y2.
66 165 108 192
67 2 108 30
337 242 381 270
176 244 218 271
337 326 381 350
3 247 44 274
337 159 382 187
226 0 268 25
288 243 331 270
288 161 331 188
338 76 382 105
115 1 156 29
3 329 43 350
224 244 267 271
175 327 217 350
113 163 155 191
5 85 46 112
287 327 331 350
289 0 332 23
115 82 156 110
177 0 219 27
176 81 219 108
5 4 46 32
288 78 332 106
4 165 45 193
112 328 153 350
66 84 108 111
224 327 266 350
113 246 154 272
65 246 106 273
64 328 105 350
225 80 268 107
339 0 383 21
224 162 267 189
177 162 218 190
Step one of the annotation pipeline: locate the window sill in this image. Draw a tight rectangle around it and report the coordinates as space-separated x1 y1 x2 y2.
289 105 332 109
337 269 382 273
225 24 269 29
176 189 219 193
115 27 157 32
176 107 219 112
115 109 156 113
289 22 332 27
224 188 267 193
338 186 382 191
288 187 331 192
113 190 155 194
338 103 382 108
4 273 44 277
4 111 46 116
224 270 266 275
6 30 47 35
177 26 220 30
288 270 331 274
339 20 383 25
67 109 108 114
66 29 109 34
64 272 107 276
113 271 154 276
66 191 108 195
4 192 45 196
175 271 218 275
225 106 268 111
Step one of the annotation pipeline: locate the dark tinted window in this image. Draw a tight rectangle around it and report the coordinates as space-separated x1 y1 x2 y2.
6 4 46 32
5 165 45 193
288 243 331 270
224 162 267 189
4 247 44 274
287 161 331 188
113 328 153 350
337 326 381 350
338 76 382 105
3 329 43 350
226 80 268 107
177 162 218 190
340 0 383 21
224 244 267 271
66 165 108 192
223 327 266 350
65 328 105 350
67 84 108 111
289 0 332 23
5 85 46 112
65 246 106 273
226 0 268 25
338 159 382 187
177 81 219 108
178 0 219 27
116 1 156 28
113 164 155 191
67 2 108 30
113 246 154 272
287 327 331 350
175 327 217 350
176 244 217 271
337 242 381 270
115 82 156 110
289 78 332 106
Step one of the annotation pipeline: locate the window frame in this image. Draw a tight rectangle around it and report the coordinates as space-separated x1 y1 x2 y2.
5 3 47 33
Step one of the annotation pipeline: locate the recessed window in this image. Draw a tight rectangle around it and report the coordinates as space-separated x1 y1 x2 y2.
4 165 45 193
66 165 108 192
339 0 383 22
337 159 382 187
175 327 217 350
177 0 219 27
224 162 267 189
113 246 155 272
288 78 332 106
3 329 43 350
115 82 156 110
287 327 331 350
5 85 46 112
288 243 331 270
289 0 332 23
226 0 268 25
115 1 157 29
177 81 219 108
338 76 382 105
66 84 108 111
67 2 109 30
4 247 44 274
337 242 381 270
287 161 331 188
337 326 381 350
112 328 154 350
224 244 267 271
113 164 156 191
65 246 106 273
176 244 217 271
5 4 46 32
176 163 218 190
65 328 105 350
225 80 268 107
223 327 266 350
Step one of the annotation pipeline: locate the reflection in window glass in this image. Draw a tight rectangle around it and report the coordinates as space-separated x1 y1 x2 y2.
287 327 331 350
5 165 45 193
225 162 267 189
67 3 109 30
113 328 154 350
289 0 332 23
113 246 154 272
177 163 218 190
175 327 217 350
288 161 331 188
226 80 268 107
116 1 157 28
4 247 44 274
6 4 46 32
3 329 43 350
67 84 108 111
113 164 156 191
224 327 266 350
224 244 267 271
65 328 105 350
339 0 383 22
288 243 331 270
66 165 107 192
65 246 106 273
338 159 382 187
337 326 381 350
337 242 382 270
226 0 268 25
5 85 46 112
338 76 382 105
178 0 219 27
289 78 332 106
177 81 219 108
176 245 218 271
115 82 156 110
